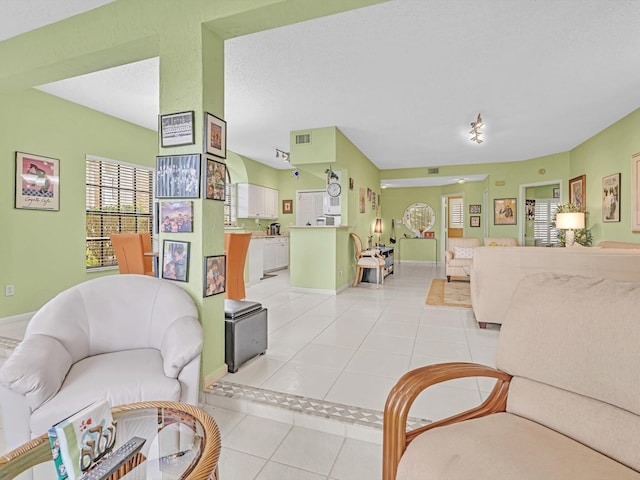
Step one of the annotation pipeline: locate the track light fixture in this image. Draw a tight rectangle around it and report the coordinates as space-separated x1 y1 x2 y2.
275 148 290 162
469 113 484 144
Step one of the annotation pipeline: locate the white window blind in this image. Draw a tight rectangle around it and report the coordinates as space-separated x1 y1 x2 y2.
224 168 233 225
533 199 559 246
449 197 464 229
86 157 153 269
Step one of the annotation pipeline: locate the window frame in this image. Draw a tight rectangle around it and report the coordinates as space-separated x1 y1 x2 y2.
85 155 154 270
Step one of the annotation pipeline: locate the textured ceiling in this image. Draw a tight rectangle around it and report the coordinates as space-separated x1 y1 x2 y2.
9 1 640 180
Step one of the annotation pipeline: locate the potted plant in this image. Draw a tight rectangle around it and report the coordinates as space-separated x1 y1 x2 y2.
552 203 593 246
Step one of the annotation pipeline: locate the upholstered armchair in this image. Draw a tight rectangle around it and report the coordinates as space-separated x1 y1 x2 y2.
350 233 386 288
383 273 640 479
0 275 202 450
444 237 480 281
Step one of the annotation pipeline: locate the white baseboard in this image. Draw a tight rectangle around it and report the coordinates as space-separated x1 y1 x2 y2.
289 286 340 295
0 312 35 325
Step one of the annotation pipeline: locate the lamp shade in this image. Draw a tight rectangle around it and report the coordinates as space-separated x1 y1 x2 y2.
556 212 584 230
374 218 382 233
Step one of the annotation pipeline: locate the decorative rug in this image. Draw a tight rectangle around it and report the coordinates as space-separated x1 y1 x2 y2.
425 279 472 308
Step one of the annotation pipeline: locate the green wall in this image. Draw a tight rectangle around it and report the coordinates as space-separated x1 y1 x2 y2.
570 108 640 243
0 89 157 317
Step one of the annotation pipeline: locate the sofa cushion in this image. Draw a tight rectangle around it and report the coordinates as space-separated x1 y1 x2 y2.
497 273 640 471
453 246 474 258
396 412 640 480
30 349 180 436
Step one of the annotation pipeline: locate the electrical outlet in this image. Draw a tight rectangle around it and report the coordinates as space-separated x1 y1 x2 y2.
339 269 343 277
5 285 14 296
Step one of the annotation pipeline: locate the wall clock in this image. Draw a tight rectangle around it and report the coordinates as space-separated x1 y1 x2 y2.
327 182 341 197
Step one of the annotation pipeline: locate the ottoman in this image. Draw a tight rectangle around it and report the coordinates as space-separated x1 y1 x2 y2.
224 299 268 373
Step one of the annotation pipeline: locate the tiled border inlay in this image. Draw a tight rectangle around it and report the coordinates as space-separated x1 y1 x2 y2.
206 380 431 431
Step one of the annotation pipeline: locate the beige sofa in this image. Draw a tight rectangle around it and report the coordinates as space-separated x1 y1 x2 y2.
470 243 640 327
384 273 640 479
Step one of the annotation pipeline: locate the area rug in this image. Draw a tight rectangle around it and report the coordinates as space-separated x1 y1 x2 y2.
425 279 472 308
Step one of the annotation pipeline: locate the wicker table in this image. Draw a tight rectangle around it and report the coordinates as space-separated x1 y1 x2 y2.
0 401 221 480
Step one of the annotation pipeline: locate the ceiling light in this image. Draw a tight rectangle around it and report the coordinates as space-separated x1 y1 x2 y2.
275 148 290 162
469 113 484 144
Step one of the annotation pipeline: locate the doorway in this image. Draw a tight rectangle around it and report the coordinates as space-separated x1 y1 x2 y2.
518 180 562 246
440 193 465 261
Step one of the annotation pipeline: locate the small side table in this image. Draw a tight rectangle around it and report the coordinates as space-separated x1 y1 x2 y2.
362 246 394 283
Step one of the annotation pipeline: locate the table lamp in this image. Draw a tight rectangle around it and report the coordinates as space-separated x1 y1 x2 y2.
556 212 584 247
374 218 382 246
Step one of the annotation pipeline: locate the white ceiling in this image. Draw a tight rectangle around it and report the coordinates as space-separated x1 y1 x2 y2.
8 1 640 185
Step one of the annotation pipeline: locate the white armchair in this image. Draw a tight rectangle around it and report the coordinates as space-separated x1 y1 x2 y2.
445 237 480 282
0 275 203 450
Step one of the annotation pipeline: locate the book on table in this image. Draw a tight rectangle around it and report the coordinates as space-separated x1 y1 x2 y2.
48 400 117 480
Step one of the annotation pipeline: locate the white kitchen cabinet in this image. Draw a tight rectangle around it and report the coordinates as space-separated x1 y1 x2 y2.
248 237 265 284
237 183 279 219
263 237 289 272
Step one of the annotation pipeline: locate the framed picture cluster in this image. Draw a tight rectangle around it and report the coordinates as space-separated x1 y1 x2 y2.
157 111 228 287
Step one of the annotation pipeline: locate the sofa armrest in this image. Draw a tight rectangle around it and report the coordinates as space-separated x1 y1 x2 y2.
382 362 512 480
160 316 203 378
0 334 72 411
445 250 454 261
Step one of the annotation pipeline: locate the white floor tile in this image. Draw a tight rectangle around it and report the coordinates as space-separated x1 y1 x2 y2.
218 448 266 480
223 356 285 387
223 415 292 459
330 438 382 480
255 462 326 480
271 426 344 476
359 333 415 356
325 371 397 411
261 363 342 399
345 349 410 379
290 343 357 370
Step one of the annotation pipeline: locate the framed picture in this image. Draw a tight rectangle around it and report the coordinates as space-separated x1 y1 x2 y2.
633 153 640 232
282 199 293 214
553 187 560 198
469 204 481 214
160 201 194 232
205 158 226 201
155 154 201 198
349 177 354 190
15 151 60 211
602 173 620 223
162 240 190 282
159 111 194 147
204 255 226 297
494 198 517 225
569 175 586 210
470 215 481 227
423 231 435 238
204 112 227 158
359 187 365 213
526 199 535 220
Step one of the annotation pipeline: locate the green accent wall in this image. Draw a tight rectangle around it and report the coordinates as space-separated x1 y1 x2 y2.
0 89 156 316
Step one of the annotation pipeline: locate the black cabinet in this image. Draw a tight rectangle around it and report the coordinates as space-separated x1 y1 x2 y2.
362 246 394 283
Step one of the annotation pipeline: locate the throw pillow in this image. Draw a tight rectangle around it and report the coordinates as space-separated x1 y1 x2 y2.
454 246 474 259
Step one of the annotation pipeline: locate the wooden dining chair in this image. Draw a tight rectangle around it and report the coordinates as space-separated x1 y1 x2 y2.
110 233 154 276
224 233 252 300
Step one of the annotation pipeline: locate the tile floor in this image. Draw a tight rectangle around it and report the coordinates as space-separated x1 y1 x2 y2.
0 262 500 479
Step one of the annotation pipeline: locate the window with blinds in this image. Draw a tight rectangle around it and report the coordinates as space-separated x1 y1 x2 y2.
86 157 153 269
224 168 233 225
449 197 464 229
534 199 560 246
